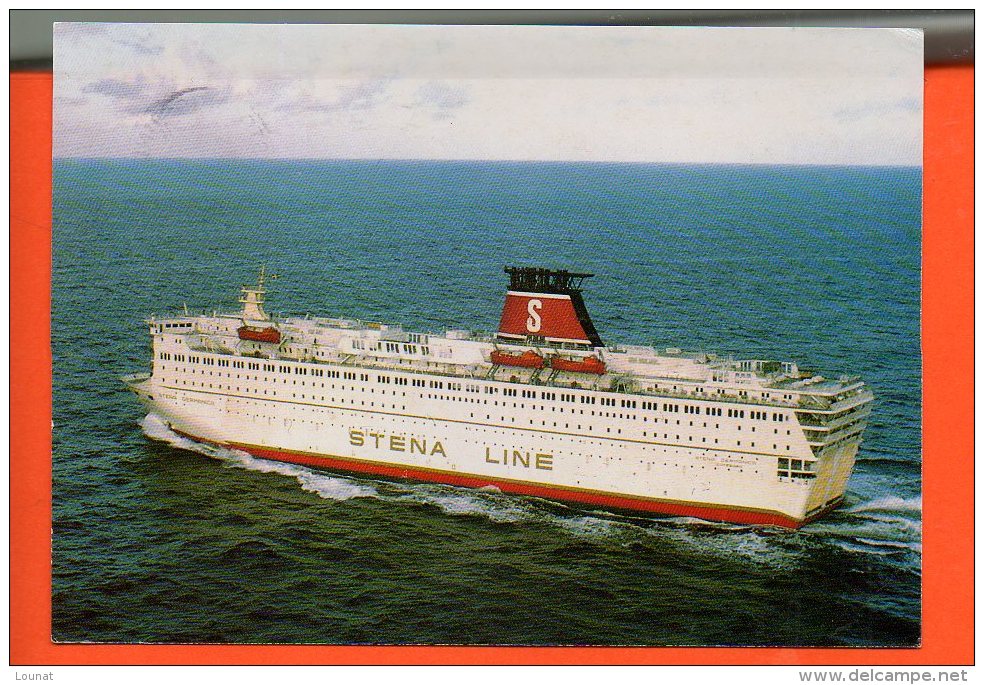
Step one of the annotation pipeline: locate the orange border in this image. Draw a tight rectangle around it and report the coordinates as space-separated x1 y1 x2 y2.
10 66 973 665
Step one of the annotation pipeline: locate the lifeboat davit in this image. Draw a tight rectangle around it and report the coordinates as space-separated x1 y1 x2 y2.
491 349 545 369
550 355 606 375
238 325 281 344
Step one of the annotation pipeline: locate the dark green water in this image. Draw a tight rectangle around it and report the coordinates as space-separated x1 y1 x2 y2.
52 159 921 646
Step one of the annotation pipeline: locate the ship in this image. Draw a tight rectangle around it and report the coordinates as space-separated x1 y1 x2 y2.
124 266 873 528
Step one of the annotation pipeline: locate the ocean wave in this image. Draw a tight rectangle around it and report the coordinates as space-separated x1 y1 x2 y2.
806 507 922 556
843 495 922 516
648 520 808 569
849 512 922 535
553 514 620 538
854 455 920 466
834 540 908 557
140 414 377 502
853 537 920 552
391 486 537 524
829 528 921 555
140 414 232 459
227 451 380 502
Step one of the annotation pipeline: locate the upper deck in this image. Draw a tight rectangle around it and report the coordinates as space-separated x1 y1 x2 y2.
145 267 872 415
147 309 870 413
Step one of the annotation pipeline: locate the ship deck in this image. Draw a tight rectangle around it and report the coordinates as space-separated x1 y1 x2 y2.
159 312 871 414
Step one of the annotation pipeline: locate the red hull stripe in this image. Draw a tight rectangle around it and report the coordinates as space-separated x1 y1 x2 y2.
171 428 839 528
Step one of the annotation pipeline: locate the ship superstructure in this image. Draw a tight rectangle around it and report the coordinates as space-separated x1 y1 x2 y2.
125 267 873 527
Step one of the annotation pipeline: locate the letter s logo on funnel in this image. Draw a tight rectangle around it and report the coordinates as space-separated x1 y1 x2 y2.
526 299 543 332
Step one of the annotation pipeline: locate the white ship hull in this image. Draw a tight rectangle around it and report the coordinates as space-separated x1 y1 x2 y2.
124 267 871 528
126 364 859 527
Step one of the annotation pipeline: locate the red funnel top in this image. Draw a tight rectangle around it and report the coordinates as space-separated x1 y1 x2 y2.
496 267 603 349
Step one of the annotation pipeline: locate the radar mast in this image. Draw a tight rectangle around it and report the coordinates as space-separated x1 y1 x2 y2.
239 266 274 323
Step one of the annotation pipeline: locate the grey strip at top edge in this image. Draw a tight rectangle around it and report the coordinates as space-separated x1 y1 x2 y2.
10 9 974 68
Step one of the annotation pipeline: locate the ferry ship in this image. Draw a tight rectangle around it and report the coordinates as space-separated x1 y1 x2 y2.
124 267 873 528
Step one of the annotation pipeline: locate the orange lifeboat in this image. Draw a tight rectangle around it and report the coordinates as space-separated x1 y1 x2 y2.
490 349 545 369
238 325 281 344
549 355 606 375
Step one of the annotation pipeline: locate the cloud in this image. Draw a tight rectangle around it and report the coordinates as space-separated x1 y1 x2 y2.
415 82 468 120
54 95 86 106
113 36 165 56
109 25 166 55
282 80 390 113
52 25 923 165
79 78 231 122
141 86 230 120
82 77 148 99
54 23 108 40
833 97 921 122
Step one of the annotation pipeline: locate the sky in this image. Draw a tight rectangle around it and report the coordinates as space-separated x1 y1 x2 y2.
53 24 923 165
